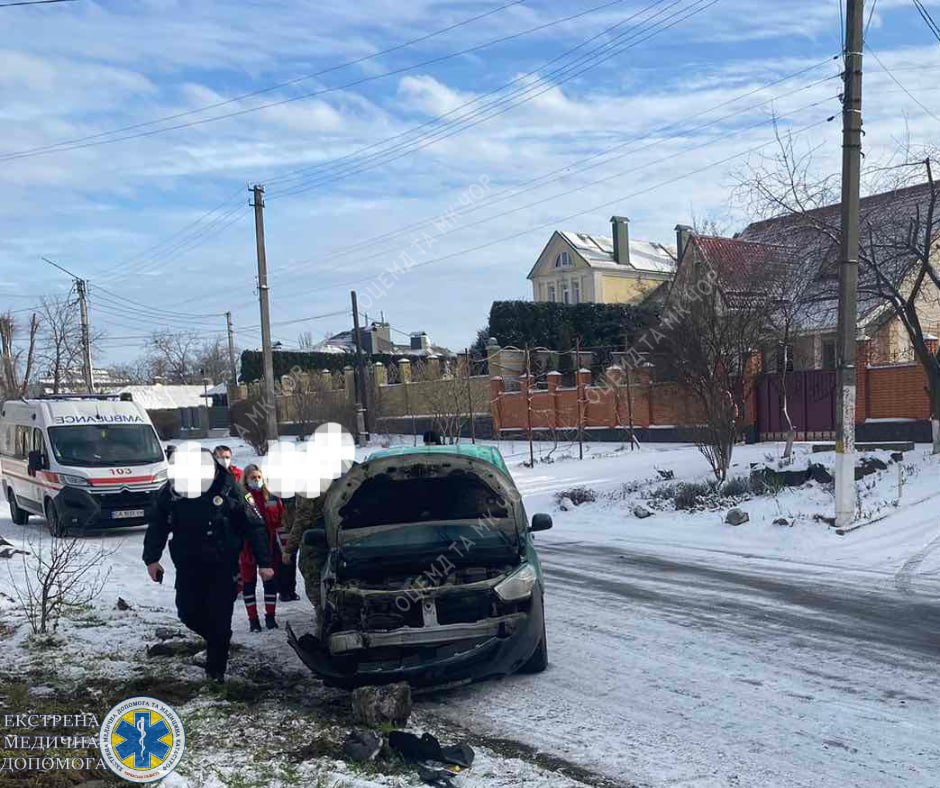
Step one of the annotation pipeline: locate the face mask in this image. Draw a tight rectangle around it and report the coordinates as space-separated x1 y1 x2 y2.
247 479 263 491
219 457 232 469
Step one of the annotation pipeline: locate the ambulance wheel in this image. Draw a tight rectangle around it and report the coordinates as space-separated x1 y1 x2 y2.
8 488 29 526
44 500 66 537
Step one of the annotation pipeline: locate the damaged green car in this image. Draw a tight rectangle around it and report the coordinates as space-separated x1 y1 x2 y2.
286 445 552 689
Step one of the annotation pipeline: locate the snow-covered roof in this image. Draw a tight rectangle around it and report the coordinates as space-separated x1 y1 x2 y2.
558 231 676 273
115 384 207 411
202 383 228 397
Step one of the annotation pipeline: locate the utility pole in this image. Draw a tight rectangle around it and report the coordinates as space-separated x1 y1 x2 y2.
76 279 94 393
350 291 369 444
225 311 238 390
250 185 278 444
42 257 94 393
835 0 864 528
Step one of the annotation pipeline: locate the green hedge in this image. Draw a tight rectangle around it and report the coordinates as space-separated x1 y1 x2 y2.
482 300 660 351
240 349 416 383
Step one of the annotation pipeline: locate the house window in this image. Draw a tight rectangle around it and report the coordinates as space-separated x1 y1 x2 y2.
562 282 570 304
554 251 571 268
547 284 556 302
822 340 836 369
572 279 581 304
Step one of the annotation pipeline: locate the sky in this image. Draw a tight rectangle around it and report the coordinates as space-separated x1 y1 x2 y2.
1 0 940 366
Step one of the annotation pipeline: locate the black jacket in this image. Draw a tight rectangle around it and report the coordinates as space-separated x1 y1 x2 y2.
143 465 272 571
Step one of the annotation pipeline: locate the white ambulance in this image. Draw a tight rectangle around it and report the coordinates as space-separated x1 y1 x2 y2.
0 395 169 535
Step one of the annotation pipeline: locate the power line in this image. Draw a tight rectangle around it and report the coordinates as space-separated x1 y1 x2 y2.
286 114 834 298
269 61 838 280
867 45 940 124
243 95 835 311
0 0 76 6
158 0 713 313
267 0 717 200
0 0 634 162
912 0 940 43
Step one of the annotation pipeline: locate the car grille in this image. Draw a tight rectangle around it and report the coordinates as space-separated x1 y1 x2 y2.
95 490 156 512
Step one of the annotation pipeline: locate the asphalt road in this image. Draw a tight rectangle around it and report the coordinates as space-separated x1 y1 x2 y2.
422 540 940 787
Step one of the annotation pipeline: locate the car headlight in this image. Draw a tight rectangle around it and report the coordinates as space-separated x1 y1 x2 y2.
154 469 168 483
59 474 90 487
494 563 538 602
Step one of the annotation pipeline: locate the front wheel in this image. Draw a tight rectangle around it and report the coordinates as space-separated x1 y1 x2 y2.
519 618 548 674
45 500 66 537
8 489 29 526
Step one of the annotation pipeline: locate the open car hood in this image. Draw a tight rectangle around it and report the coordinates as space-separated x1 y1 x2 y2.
322 449 524 547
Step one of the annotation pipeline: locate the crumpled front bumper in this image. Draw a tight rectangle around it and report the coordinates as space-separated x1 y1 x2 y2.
286 591 544 689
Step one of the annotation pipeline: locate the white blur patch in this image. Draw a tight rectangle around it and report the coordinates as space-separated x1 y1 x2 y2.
167 441 217 499
262 422 356 499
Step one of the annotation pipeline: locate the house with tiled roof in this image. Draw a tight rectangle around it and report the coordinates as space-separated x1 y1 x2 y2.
527 216 675 305
664 182 940 370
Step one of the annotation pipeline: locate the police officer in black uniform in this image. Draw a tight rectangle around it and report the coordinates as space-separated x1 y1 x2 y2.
143 451 274 682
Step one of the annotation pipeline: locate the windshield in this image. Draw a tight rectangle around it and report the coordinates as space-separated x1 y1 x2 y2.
48 425 164 467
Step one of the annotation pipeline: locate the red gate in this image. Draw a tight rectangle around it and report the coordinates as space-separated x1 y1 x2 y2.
757 370 836 440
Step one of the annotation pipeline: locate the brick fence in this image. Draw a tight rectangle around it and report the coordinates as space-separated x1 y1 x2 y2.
490 338 936 439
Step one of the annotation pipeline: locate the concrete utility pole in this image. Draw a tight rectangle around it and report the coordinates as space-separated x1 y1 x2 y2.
250 185 278 444
42 257 94 393
835 0 864 528
350 290 369 444
225 311 238 390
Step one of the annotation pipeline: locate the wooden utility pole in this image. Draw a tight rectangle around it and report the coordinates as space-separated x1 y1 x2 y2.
42 257 93 393
76 279 94 393
250 185 278 444
225 311 238 390
835 0 864 527
350 291 369 444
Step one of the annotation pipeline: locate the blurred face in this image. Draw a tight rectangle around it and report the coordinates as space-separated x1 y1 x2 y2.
246 469 264 491
215 449 232 468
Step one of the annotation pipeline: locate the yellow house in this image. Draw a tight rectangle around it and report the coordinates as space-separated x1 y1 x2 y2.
527 217 676 305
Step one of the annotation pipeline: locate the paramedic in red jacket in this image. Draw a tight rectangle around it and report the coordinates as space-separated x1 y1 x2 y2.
238 464 284 631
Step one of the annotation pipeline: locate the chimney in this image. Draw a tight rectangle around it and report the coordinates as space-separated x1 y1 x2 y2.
410 332 431 352
610 216 630 265
675 224 693 264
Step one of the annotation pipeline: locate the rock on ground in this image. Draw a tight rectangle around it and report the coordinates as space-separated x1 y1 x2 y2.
351 682 412 727
725 508 749 526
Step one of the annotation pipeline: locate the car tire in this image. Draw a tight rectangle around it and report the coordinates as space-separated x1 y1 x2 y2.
8 489 29 525
44 500 66 538
519 618 548 674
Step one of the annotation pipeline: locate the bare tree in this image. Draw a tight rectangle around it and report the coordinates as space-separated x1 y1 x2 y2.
146 330 201 384
0 311 40 399
658 260 771 481
8 532 114 636
736 128 940 454
194 337 232 384
37 296 84 394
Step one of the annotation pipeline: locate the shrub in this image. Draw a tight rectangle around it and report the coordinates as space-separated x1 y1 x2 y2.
673 480 718 510
553 487 597 507
721 476 751 498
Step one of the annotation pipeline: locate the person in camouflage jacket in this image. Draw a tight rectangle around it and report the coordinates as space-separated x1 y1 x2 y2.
282 493 326 610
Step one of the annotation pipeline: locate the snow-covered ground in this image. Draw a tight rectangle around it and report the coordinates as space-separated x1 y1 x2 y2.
1 436 938 786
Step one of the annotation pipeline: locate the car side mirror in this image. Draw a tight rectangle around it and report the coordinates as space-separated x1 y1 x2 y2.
27 450 45 475
303 528 328 549
530 513 553 532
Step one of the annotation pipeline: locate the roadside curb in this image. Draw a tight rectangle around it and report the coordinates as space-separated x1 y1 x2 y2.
834 491 938 535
